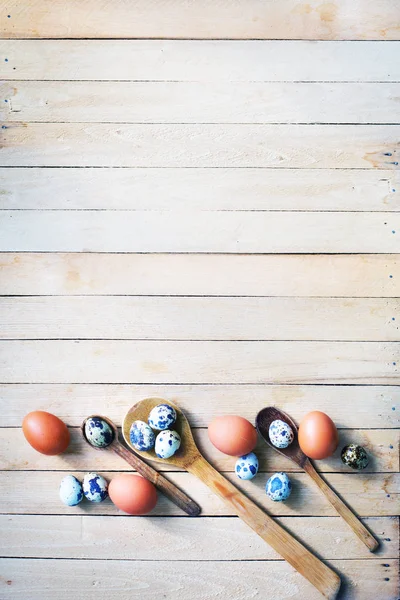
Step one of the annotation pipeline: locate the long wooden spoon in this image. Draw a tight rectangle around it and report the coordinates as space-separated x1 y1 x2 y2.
123 398 341 600
256 406 379 552
81 414 200 516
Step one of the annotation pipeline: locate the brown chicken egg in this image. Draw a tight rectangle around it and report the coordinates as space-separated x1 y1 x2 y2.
109 474 158 515
208 415 258 456
298 411 338 460
22 411 70 455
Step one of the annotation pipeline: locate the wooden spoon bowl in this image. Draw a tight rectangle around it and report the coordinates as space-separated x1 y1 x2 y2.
256 406 379 553
123 397 197 469
123 398 341 600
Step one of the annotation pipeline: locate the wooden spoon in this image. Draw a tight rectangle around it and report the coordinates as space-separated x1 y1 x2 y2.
256 406 379 553
81 414 200 516
123 398 341 600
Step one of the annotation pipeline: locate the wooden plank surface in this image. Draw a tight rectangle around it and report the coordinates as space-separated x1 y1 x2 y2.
1 384 398 428
1 558 398 600
1 41 399 82
1 5 399 598
2 296 399 341
1 471 398 517
2 81 400 124
1 0 399 40
0 168 399 211
1 254 398 297
2 123 400 168
1 210 400 253
3 427 398 473
1 340 399 384
1 515 398 560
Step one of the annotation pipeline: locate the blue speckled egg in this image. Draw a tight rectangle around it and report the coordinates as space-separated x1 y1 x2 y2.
85 417 114 448
155 430 181 459
82 473 108 503
265 472 292 502
59 475 83 506
269 420 294 449
148 404 177 431
235 452 259 480
130 420 155 451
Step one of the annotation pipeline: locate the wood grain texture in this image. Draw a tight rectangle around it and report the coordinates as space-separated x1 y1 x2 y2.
1 41 399 82
2 123 400 168
3 428 398 473
1 254 399 297
2 81 400 124
2 296 399 341
122 398 341 598
1 558 398 600
302 460 379 551
1 515 397 560
1 168 398 211
0 339 399 384
1 384 398 428
1 0 399 40
1 211 400 253
1 471 398 516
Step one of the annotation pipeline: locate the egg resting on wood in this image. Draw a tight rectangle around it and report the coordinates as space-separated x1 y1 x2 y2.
208 415 258 456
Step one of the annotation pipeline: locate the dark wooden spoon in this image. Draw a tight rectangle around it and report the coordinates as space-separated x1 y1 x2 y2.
256 407 379 552
81 414 200 516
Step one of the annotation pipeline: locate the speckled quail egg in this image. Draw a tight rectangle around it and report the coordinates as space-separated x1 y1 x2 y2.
85 417 114 448
59 475 83 506
148 404 177 431
82 473 108 503
265 472 292 502
235 452 259 480
269 419 294 449
155 430 181 459
341 444 369 470
129 420 155 451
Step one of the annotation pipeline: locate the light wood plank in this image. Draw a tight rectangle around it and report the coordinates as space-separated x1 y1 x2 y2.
1 254 398 297
2 81 400 124
1 558 398 600
2 123 399 168
1 471 398 516
2 211 400 253
1 41 399 82
0 168 399 211
1 515 397 560
1 384 398 428
0 340 398 384
2 296 399 341
1 0 400 40
3 427 397 473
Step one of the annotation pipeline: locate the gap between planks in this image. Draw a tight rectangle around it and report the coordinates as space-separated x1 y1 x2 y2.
1 383 398 428
1 123 399 168
1 41 399 82
0 558 398 600
1 211 399 253
1 168 398 212
0 515 398 561
1 81 400 124
1 0 399 40
0 254 398 297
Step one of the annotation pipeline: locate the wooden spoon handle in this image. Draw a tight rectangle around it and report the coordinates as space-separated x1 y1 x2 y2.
111 441 201 516
188 456 341 600
303 460 379 552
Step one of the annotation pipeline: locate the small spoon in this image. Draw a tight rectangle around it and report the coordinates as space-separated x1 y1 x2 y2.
81 414 200 516
256 407 379 553
123 398 341 600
